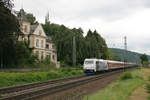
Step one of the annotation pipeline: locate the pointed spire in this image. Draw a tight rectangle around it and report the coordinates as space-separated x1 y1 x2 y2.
17 8 28 22
45 11 50 24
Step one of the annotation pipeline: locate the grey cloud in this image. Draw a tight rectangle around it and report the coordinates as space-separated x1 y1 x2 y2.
14 0 150 55
52 0 150 22
15 0 150 22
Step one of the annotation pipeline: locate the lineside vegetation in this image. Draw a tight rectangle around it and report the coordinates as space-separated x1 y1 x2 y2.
83 68 145 100
0 67 83 88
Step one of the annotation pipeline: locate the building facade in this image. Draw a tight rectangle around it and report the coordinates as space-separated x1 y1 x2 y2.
18 9 57 63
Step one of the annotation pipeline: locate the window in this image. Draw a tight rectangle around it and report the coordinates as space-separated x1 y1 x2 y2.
24 25 27 32
46 54 51 60
46 44 49 49
52 44 55 49
39 30 42 35
41 40 44 48
36 39 39 47
41 51 44 60
24 37 28 41
35 51 39 57
84 61 93 64
52 55 55 61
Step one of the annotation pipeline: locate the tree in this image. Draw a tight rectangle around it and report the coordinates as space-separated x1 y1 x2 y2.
26 13 37 25
0 0 21 68
42 15 109 66
140 53 149 66
17 9 38 25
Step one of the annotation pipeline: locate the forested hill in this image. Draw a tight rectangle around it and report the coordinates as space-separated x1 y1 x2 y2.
110 48 150 63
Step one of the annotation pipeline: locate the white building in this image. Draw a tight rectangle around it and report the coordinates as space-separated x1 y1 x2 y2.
18 9 57 63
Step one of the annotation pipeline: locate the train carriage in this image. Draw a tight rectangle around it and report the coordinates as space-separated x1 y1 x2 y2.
83 58 136 74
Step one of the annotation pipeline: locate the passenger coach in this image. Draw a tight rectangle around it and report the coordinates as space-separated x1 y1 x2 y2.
83 58 135 74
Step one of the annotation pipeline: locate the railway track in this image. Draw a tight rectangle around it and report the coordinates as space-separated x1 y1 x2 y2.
0 68 134 100
0 74 86 95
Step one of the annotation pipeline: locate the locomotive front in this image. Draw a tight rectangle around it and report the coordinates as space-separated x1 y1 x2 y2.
83 59 97 74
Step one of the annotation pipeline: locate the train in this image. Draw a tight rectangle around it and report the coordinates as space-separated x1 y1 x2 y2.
83 58 137 75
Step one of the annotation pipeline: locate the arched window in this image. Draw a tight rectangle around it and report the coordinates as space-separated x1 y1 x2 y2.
41 40 44 48
53 55 55 61
36 39 39 47
41 51 44 60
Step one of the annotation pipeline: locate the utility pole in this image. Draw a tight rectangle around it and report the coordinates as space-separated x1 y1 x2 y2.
124 36 127 71
73 36 76 67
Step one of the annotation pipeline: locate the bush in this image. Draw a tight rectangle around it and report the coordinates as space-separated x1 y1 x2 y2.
0 67 83 87
119 72 133 80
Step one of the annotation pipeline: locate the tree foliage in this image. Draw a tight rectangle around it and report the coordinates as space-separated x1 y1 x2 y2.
0 0 20 67
25 13 37 25
140 53 149 65
17 9 38 25
108 50 121 61
42 19 109 65
0 0 37 68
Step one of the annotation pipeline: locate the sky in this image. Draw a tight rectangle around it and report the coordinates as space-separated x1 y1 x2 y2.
14 0 150 55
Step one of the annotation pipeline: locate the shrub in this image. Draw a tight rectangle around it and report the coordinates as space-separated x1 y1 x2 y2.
46 71 61 79
119 72 133 80
0 68 83 87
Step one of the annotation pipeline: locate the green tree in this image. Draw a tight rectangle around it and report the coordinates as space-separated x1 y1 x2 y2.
108 50 121 61
17 9 38 25
140 53 149 65
0 0 37 68
42 16 109 66
0 0 20 68
26 13 37 25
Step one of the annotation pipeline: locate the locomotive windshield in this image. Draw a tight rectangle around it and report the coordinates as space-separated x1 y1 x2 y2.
84 61 94 64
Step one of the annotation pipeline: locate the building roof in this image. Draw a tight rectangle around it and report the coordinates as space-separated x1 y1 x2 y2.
17 8 29 22
30 24 38 34
46 36 52 43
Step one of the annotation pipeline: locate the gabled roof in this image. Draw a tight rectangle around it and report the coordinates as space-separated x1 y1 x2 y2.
46 36 52 43
17 8 29 22
30 24 38 34
30 24 47 37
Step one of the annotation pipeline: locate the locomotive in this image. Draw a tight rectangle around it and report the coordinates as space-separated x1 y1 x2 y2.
83 58 136 74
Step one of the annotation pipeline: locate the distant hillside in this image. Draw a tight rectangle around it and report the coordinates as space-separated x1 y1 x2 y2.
109 48 150 63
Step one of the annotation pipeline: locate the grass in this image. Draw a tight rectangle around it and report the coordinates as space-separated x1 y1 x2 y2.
0 67 83 88
83 68 145 100
146 75 150 100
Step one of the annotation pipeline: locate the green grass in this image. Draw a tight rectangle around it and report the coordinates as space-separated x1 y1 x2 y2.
83 68 144 100
0 68 83 88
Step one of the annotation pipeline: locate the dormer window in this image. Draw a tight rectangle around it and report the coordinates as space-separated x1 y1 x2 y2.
39 30 42 35
24 25 27 32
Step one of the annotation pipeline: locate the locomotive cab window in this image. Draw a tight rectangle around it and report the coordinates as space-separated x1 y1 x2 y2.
84 61 93 64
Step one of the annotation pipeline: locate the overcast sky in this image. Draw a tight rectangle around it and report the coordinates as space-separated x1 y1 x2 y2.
14 0 150 55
